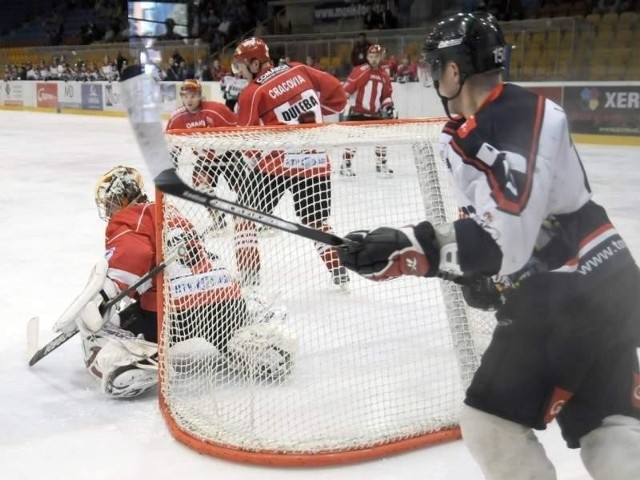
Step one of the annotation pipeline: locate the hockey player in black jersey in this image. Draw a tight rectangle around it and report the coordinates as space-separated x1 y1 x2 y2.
338 11 640 480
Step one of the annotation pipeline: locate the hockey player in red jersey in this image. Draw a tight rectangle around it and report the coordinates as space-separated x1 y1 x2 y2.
339 12 640 479
340 44 396 177
53 166 295 398
166 79 243 234
230 36 350 288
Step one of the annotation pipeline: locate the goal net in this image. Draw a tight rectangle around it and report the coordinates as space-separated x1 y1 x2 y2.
157 119 494 466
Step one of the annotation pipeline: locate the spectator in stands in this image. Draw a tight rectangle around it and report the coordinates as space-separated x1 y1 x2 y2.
594 0 622 14
305 55 323 70
116 52 127 75
43 11 64 46
350 32 372 67
204 58 228 81
26 62 38 80
364 1 385 29
165 61 181 81
397 0 413 27
160 18 183 40
380 0 399 29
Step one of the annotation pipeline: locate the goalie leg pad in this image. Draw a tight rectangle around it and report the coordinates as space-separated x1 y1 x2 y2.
83 330 158 398
460 404 557 480
54 258 109 334
579 415 640 480
227 322 297 382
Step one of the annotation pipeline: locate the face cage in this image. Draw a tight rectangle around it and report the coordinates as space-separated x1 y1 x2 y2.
95 188 125 221
367 52 382 66
95 172 141 221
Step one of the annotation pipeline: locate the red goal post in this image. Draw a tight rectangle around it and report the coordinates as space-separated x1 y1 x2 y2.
156 118 494 466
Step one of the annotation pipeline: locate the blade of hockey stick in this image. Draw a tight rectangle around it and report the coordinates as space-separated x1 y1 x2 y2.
27 316 40 360
120 67 468 286
27 244 186 367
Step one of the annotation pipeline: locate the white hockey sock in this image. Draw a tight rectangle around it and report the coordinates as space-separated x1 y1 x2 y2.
460 405 557 480
580 414 640 480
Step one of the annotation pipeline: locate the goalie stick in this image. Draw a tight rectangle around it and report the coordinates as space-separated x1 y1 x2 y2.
119 64 468 287
27 244 186 367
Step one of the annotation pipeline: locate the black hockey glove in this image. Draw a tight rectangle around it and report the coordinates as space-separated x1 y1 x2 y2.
339 222 440 281
461 275 503 311
380 105 396 119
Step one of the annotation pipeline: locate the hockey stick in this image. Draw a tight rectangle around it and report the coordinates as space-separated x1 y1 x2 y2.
27 244 186 367
119 65 468 287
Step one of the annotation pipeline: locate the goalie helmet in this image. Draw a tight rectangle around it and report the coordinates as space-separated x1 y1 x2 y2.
422 11 506 84
95 166 147 221
366 44 385 68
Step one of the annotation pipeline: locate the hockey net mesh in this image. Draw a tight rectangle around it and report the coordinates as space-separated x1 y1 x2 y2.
157 119 495 465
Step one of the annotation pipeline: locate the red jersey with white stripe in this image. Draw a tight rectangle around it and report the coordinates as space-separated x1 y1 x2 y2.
236 62 347 177
105 202 241 313
166 100 237 130
343 64 393 116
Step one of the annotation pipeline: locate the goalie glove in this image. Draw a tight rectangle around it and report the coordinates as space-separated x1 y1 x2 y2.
338 222 440 281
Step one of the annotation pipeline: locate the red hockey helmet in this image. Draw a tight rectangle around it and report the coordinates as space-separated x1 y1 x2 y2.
368 44 386 56
233 37 270 67
180 78 202 95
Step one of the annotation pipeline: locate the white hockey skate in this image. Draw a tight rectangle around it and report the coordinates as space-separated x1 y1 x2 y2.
339 160 356 177
376 163 394 178
332 265 351 291
203 208 229 237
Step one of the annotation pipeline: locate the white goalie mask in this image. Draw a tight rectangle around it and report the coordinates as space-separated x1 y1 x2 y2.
95 166 147 221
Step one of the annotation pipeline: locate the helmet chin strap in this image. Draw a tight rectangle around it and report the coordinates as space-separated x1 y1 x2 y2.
434 78 465 120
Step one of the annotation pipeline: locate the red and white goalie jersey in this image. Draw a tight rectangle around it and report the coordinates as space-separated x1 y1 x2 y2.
105 203 242 314
343 64 394 116
236 62 347 177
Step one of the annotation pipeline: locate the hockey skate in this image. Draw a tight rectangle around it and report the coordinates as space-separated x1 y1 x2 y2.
105 361 158 398
203 208 228 237
257 223 279 237
332 265 351 290
227 319 296 383
376 163 394 178
339 160 356 177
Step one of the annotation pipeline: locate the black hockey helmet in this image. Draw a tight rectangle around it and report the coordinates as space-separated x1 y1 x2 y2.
423 11 506 84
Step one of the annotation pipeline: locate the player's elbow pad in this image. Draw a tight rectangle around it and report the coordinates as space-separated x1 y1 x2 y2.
453 218 502 276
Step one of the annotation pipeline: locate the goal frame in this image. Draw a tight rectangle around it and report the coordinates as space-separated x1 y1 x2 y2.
156 118 487 466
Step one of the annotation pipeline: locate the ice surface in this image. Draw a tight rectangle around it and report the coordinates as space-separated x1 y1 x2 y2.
3 110 638 479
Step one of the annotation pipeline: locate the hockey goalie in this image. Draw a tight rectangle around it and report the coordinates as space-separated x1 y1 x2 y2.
53 166 296 398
